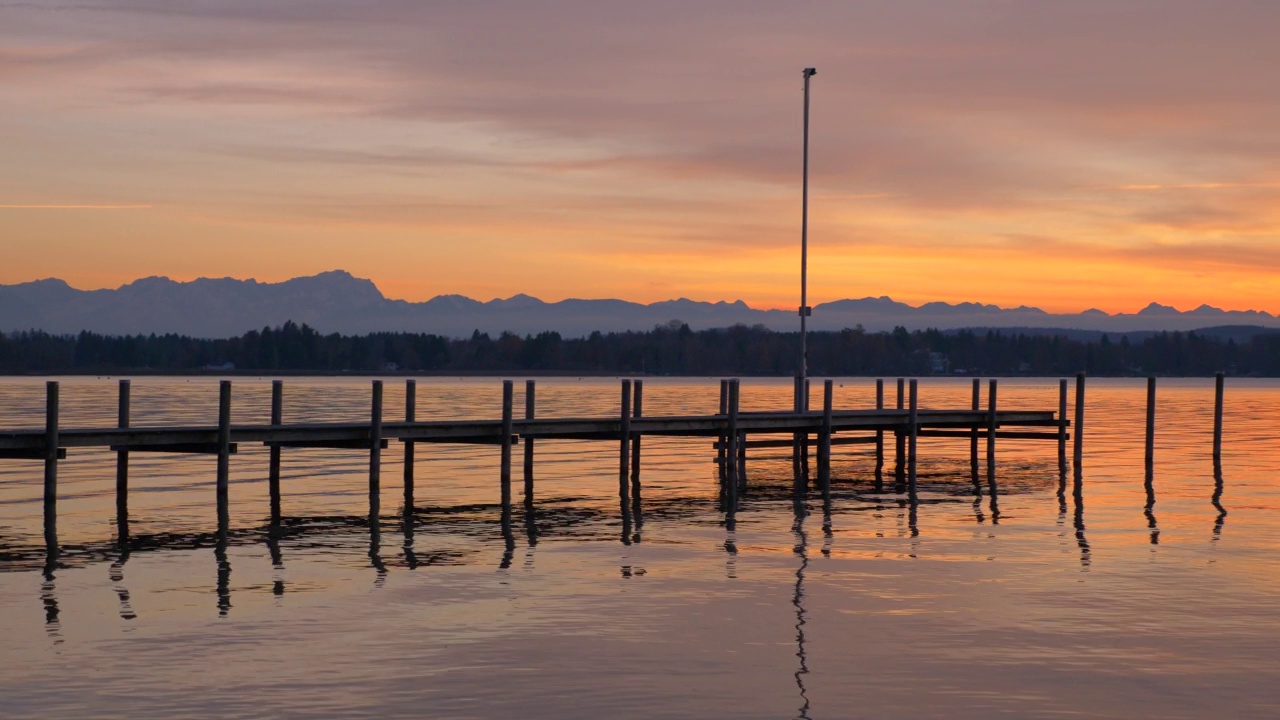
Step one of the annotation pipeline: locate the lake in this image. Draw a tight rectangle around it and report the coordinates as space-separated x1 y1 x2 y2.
2 376 1279 719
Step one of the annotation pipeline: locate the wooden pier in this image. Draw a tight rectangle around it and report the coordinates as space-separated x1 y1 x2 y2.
4 376 1078 563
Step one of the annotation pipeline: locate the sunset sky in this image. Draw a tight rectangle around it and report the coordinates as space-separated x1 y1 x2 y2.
2 1 1278 313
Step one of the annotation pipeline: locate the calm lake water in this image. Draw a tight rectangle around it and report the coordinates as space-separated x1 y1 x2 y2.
2 376 1279 719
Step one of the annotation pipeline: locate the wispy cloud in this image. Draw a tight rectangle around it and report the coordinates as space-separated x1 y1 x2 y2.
0 204 151 209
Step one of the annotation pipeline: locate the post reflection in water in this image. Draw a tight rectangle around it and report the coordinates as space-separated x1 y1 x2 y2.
401 510 419 571
109 550 138 620
215 522 232 617
1073 473 1091 569
40 560 62 644
1212 463 1228 541
368 515 388 586
971 457 985 525
791 512 812 720
266 534 285 597
986 465 1002 525
1144 465 1160 545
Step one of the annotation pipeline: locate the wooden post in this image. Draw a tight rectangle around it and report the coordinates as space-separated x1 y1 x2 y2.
524 379 535 505
726 379 739 509
908 379 919 494
1058 379 1068 469
793 375 804 476
216 381 232 512
500 380 514 516
895 378 906 482
1145 377 1156 467
801 379 811 475
618 380 632 516
970 378 980 469
404 379 416 511
115 379 130 528
819 379 833 502
631 380 643 493
43 381 59 557
875 378 885 470
1073 372 1086 477
1213 372 1225 464
269 380 283 523
986 379 998 484
718 379 729 477
369 380 383 522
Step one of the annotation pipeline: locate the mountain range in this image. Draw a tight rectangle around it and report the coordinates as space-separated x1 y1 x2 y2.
2 270 1278 339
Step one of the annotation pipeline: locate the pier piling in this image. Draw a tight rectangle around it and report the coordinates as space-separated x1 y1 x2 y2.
500 381 514 519
970 378 981 471
631 380 643 499
895 378 906 484
1145 377 1156 467
1213 372 1225 464
116 380 130 533
987 379 998 485
1073 373 1086 479
369 381 383 521
819 379 833 502
269 380 283 523
216 381 231 523
908 379 919 494
404 379 416 511
619 380 632 517
43 381 59 559
1058 379 1068 470
726 379 739 510
524 380 535 505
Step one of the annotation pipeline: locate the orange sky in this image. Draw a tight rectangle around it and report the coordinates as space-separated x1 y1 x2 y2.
2 2 1278 314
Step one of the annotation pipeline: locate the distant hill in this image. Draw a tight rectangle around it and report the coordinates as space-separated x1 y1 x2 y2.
2 271 1278 339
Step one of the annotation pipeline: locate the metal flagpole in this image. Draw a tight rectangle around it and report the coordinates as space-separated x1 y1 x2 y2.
799 67 816 407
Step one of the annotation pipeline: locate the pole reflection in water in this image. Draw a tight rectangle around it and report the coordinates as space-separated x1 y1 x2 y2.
40 560 62 644
368 515 387 587
215 521 232 617
723 523 738 580
109 550 138 620
499 522 516 571
791 513 812 720
267 534 285 597
987 467 1002 525
1144 466 1160 545
971 456 985 525
1212 463 1228 542
1073 474 1091 569
401 510 419 570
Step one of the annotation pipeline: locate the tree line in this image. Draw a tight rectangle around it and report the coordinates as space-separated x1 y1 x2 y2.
1 320 1277 376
